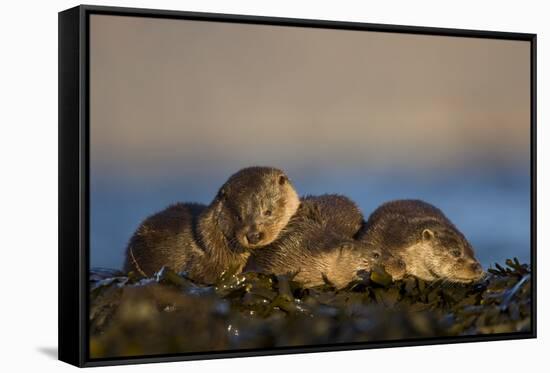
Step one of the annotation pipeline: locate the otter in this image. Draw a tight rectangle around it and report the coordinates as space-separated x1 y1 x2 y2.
123 167 300 283
301 194 364 237
357 199 483 283
246 195 406 288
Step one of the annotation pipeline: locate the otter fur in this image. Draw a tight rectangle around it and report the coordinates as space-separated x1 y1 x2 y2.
246 195 406 288
124 167 300 283
301 194 364 237
357 199 483 283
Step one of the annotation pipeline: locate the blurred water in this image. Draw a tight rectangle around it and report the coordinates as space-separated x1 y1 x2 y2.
90 167 530 270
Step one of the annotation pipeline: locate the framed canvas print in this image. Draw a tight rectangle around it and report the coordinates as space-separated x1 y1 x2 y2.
58 5 537 367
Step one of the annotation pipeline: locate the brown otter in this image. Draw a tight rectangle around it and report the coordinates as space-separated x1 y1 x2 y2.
357 199 483 283
301 194 364 237
246 195 406 288
123 167 300 283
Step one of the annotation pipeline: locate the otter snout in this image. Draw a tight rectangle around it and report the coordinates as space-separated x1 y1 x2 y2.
470 262 482 274
451 259 484 282
385 257 407 280
469 262 484 280
238 224 269 248
246 230 265 245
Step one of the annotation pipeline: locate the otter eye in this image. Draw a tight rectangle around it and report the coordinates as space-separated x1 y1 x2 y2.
236 215 242 222
372 252 380 259
451 250 461 257
264 210 272 217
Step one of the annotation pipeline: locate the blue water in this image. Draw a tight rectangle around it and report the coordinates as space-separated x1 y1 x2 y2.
90 167 531 270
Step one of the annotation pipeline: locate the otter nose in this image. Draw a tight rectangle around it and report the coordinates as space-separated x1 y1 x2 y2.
471 263 482 273
246 231 265 245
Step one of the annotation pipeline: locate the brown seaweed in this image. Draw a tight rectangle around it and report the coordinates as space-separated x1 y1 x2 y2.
89 258 531 359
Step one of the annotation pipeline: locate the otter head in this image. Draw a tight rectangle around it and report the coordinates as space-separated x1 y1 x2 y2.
380 253 407 280
214 167 300 249
354 244 407 280
406 224 483 283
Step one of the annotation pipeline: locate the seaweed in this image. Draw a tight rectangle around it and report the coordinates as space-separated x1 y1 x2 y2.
89 258 531 358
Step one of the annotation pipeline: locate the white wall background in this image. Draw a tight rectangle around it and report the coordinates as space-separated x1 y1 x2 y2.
0 0 546 371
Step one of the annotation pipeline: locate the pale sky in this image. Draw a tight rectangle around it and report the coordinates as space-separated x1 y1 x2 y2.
89 14 530 181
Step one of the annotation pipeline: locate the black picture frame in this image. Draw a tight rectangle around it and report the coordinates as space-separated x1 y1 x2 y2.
58 4 537 367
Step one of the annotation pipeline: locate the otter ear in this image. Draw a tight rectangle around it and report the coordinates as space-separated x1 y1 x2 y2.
422 229 434 241
278 174 288 186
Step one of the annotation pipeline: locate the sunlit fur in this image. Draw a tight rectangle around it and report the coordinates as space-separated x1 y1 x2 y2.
313 243 407 288
246 195 406 289
215 167 300 249
399 227 483 283
358 199 484 284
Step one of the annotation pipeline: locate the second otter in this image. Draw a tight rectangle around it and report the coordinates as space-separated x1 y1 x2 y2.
246 195 406 288
124 167 300 283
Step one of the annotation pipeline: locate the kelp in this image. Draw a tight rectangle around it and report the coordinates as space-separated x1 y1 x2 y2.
89 258 531 358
